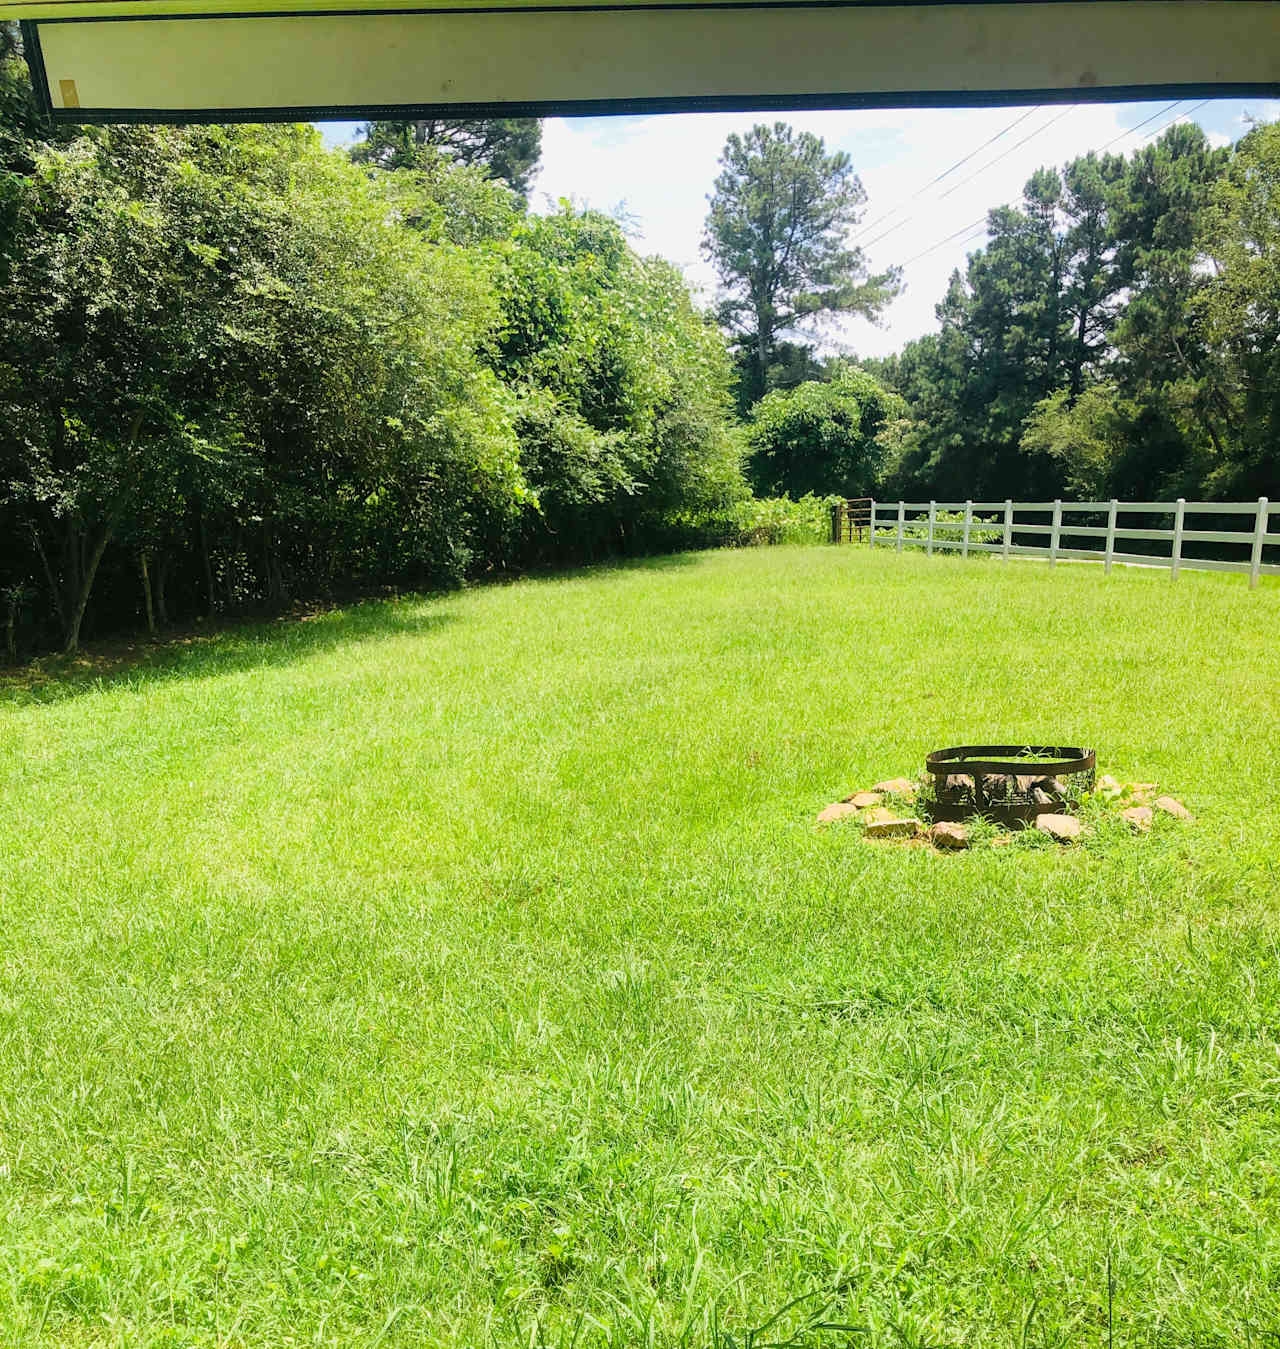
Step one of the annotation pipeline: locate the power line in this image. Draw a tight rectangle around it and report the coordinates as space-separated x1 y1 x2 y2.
937 105 1078 201
1095 100 1183 153
859 104 1078 253
901 216 989 266
1141 98 1213 142
853 106 1042 241
878 99 1221 275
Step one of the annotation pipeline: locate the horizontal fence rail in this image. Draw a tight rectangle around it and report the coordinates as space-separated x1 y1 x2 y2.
859 497 1279 590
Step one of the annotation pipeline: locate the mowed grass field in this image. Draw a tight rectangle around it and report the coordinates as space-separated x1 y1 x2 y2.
2 546 1279 1348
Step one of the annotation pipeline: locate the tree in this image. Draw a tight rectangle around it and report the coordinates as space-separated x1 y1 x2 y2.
0 123 525 650
488 205 743 562
745 368 903 499
351 118 542 197
1190 120 1280 495
1109 123 1232 487
0 128 253 651
878 151 1128 499
702 122 899 408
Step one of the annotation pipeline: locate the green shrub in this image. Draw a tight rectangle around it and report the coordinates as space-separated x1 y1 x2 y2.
732 494 842 546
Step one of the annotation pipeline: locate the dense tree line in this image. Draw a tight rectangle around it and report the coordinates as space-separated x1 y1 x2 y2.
863 121 1280 504
0 35 743 656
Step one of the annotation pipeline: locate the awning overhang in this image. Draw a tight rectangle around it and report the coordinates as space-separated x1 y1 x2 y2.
9 0 1280 124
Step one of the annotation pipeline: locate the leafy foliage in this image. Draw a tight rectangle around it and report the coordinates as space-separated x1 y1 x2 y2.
746 368 904 499
351 118 542 197
0 48 742 657
490 206 744 563
703 123 899 409
871 122 1280 506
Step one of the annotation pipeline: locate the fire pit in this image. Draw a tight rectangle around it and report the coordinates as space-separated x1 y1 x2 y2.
925 745 1097 826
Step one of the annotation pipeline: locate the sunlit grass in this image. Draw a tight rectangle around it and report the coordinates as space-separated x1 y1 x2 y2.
1 546 1278 1347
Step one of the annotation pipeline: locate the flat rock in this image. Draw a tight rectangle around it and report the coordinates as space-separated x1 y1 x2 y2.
843 790 883 808
864 813 922 839
872 777 916 796
1035 813 1084 842
1097 773 1121 792
1155 795 1193 821
816 801 861 825
1121 805 1153 831
928 821 970 850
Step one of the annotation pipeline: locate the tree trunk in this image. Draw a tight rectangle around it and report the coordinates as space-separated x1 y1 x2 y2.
62 525 112 654
154 554 170 627
31 528 65 633
139 551 156 636
1068 305 1089 405
263 518 287 608
198 507 217 616
5 596 16 665
753 320 771 405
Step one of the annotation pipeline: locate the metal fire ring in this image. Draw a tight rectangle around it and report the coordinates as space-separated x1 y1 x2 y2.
925 745 1096 779
924 745 1097 825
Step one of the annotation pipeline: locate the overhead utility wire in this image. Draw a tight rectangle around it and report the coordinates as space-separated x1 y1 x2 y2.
901 216 990 266
853 106 1043 240
1094 100 1183 153
859 104 1079 253
880 100 1219 272
936 104 1078 200
1141 98 1213 141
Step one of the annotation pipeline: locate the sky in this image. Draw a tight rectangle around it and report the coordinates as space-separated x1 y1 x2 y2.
322 96 1279 361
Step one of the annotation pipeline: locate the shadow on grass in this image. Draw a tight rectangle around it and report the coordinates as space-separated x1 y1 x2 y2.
0 550 708 709
0 596 460 708
487 549 705 586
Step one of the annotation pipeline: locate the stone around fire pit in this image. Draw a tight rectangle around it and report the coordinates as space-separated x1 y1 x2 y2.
1035 813 1084 842
843 790 883 808
863 809 921 839
872 778 916 796
1121 805 1153 831
928 821 970 849
1155 795 1193 821
816 801 861 825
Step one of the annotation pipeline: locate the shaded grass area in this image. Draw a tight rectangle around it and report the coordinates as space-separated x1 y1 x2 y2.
1 546 1278 1347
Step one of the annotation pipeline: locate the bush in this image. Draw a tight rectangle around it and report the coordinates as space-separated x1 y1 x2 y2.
895 509 1002 545
745 369 905 499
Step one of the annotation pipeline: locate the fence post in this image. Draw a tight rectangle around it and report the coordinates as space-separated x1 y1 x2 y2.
1251 497 1269 590
962 500 972 559
1171 497 1186 581
830 501 843 545
868 498 876 548
927 501 936 556
897 501 905 552
1105 499 1118 576
1049 499 1062 566
1003 499 1012 562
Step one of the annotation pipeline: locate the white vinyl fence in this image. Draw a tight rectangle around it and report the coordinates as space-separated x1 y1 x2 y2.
867 497 1279 589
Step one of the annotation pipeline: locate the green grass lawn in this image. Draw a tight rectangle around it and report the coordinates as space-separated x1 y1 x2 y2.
2 546 1279 1348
